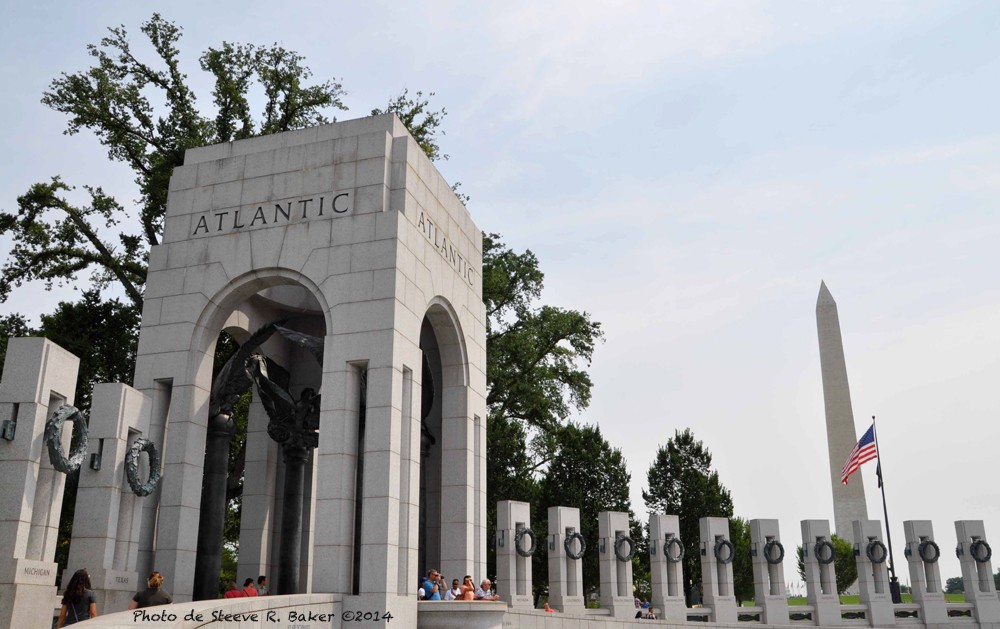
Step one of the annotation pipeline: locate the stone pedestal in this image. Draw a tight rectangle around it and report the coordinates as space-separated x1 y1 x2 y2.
955 520 1000 623
800 519 840 626
0 337 80 629
65 383 147 613
547 506 584 613
496 500 532 608
598 511 634 618
699 516 737 623
649 514 686 621
903 520 947 625
853 519 894 626
750 518 788 625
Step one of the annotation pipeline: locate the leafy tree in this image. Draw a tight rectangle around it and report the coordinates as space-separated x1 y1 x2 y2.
539 422 636 594
481 233 604 584
642 428 734 604
484 234 603 433
945 575 964 594
0 14 348 308
795 534 858 595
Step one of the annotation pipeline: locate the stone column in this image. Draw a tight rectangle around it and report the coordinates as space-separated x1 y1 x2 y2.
699 516 737 623
750 518 789 625
496 500 532 608
547 506 585 613
0 338 80 629
902 520 946 625
598 511 634 618
853 520 894 627
65 383 148 612
800 519 840 626
955 520 1000 623
649 514 686 621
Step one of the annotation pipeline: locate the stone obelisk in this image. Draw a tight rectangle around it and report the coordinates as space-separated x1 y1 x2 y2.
816 281 868 543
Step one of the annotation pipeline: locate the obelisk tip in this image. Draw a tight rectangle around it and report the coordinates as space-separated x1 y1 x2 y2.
817 280 836 307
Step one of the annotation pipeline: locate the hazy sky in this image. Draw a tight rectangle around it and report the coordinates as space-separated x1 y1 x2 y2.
3 1 1000 589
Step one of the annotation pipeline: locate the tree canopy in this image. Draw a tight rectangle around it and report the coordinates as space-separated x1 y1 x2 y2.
539 422 637 592
643 428 734 604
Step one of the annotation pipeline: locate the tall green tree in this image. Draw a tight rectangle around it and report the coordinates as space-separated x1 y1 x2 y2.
642 428 734 604
482 233 604 581
539 422 636 594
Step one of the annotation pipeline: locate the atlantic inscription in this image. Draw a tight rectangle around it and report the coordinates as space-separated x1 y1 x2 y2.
416 210 476 287
191 192 351 237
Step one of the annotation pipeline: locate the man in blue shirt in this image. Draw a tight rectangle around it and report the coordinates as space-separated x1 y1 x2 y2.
420 569 444 600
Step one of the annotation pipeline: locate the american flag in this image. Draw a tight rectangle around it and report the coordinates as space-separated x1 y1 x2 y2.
841 423 877 484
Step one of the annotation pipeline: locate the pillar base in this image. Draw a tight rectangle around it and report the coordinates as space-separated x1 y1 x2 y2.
0 558 60 629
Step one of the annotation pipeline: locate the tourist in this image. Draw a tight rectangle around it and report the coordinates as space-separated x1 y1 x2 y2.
444 578 462 600
475 578 500 601
242 577 259 597
256 575 268 596
543 602 556 613
56 568 97 627
223 581 242 598
460 575 476 600
129 571 172 609
420 569 444 600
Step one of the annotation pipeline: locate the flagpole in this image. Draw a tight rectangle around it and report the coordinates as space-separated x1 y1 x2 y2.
872 415 901 604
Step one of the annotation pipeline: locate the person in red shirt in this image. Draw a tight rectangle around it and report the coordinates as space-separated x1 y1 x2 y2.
241 578 259 597
223 581 242 598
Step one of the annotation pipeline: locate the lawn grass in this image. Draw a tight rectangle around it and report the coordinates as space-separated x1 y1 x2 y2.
786 593 966 605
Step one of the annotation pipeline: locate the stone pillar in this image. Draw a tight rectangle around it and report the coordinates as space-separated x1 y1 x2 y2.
598 511 634 618
955 520 1000 624
853 520 894 627
902 520 946 625
750 518 789 625
496 500 532 608
0 338 80 629
800 519 840 626
699 516 737 623
649 514 686 621
547 506 584 613
65 383 148 613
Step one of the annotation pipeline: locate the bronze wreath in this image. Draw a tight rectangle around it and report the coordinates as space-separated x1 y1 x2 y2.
126 437 162 497
44 405 89 474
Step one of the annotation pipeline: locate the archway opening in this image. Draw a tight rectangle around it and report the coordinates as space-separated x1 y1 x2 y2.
192 282 327 600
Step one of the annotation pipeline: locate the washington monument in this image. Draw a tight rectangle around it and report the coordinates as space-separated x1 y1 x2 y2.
816 281 868 542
